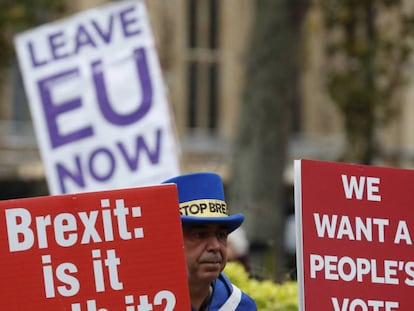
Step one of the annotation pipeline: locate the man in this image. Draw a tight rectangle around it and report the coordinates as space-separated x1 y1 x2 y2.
163 172 257 311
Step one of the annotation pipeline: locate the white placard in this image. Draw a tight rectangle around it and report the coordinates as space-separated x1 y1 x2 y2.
14 0 180 194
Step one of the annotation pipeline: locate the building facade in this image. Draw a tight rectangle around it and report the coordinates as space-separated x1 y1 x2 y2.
1 0 414 199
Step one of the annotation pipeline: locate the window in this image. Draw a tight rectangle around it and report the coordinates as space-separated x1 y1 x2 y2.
186 0 220 134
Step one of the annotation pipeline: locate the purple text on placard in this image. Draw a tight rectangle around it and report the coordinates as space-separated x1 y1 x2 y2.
56 128 163 194
37 47 152 149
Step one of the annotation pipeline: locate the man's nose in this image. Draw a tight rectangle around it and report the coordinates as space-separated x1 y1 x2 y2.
206 234 221 250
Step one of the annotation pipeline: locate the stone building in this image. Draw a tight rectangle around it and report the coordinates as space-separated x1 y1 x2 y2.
1 0 414 199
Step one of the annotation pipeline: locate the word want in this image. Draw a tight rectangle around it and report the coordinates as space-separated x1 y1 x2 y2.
5 198 143 252
313 214 412 244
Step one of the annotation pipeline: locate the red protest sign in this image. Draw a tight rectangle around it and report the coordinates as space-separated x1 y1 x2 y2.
0 184 190 310
295 159 414 311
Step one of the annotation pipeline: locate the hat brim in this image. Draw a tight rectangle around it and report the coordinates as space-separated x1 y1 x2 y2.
181 213 244 233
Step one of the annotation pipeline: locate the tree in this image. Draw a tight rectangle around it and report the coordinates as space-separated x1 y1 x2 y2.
0 0 65 73
229 0 309 281
322 0 414 164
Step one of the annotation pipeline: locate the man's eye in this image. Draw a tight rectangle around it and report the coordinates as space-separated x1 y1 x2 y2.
193 231 208 239
216 231 228 241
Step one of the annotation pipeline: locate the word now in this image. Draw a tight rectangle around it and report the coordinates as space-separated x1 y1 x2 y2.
332 297 399 311
5 198 143 252
56 128 162 194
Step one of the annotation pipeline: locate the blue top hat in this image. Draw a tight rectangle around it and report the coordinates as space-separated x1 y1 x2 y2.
162 172 244 233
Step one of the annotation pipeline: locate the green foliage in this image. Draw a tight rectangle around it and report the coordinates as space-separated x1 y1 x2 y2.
321 0 414 164
0 0 66 70
224 261 299 311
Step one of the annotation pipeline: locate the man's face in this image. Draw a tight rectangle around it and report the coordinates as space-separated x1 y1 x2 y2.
183 223 229 285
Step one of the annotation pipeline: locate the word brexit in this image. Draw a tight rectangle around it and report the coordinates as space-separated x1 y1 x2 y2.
5 198 143 252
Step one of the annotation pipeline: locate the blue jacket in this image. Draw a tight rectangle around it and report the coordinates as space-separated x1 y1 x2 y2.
191 273 257 310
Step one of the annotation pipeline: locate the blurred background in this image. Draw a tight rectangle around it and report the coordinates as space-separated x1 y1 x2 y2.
1 0 414 281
